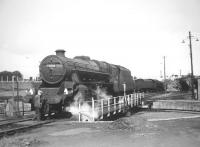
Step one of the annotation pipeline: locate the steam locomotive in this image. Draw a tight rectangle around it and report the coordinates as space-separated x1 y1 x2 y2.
39 50 135 118
38 50 164 119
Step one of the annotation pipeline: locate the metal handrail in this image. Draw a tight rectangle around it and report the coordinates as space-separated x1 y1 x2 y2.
78 92 144 122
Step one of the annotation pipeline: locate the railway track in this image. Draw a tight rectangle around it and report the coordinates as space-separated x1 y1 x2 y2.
0 118 34 127
0 92 192 138
0 117 54 138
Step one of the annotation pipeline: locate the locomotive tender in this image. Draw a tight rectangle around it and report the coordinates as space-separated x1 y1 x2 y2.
39 50 135 117
134 79 164 92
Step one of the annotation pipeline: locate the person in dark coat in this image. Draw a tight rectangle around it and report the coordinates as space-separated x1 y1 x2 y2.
33 90 43 120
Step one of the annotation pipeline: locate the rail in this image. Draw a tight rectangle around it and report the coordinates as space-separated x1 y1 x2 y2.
78 92 144 122
0 119 54 138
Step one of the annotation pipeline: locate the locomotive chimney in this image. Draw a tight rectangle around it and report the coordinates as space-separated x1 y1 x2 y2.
55 49 66 57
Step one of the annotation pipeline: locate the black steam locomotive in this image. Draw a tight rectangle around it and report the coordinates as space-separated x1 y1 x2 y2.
39 50 135 117
38 50 164 119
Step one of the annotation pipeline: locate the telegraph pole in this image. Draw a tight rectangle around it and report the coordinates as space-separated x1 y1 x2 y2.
188 31 195 99
182 31 199 99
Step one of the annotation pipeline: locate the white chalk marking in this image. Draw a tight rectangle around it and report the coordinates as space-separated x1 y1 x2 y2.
148 115 200 122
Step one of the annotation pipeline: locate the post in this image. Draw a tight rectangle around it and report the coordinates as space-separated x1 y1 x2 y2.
22 101 24 116
163 56 167 92
107 97 110 117
139 93 142 105
92 97 95 121
10 76 15 117
78 102 81 122
123 83 127 106
123 83 126 96
136 93 138 106
114 97 116 114
17 78 20 115
127 95 129 105
101 99 104 119
12 76 15 98
119 97 121 112
198 79 200 100
189 31 195 99
122 96 125 112
4 100 7 116
133 93 136 106
131 94 133 108
138 93 140 105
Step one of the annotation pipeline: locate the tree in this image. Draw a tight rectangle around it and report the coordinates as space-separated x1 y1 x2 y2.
12 71 23 80
0 70 23 81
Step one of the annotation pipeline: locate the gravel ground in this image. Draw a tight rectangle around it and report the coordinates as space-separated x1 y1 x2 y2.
1 111 200 147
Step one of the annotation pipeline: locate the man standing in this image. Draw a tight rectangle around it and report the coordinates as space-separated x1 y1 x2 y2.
33 90 42 120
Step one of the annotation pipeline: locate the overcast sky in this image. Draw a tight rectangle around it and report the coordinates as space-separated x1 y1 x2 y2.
0 0 200 79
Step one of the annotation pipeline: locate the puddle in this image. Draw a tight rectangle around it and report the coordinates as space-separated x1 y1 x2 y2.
49 128 97 136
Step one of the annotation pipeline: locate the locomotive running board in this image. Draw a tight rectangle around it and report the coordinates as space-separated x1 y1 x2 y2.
72 69 110 76
77 81 113 85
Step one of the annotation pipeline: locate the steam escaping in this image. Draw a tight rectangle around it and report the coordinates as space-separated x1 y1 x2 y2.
65 86 112 121
95 86 112 101
66 102 98 121
65 91 98 121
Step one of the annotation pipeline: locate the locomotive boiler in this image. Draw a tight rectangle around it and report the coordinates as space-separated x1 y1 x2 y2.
39 49 135 118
